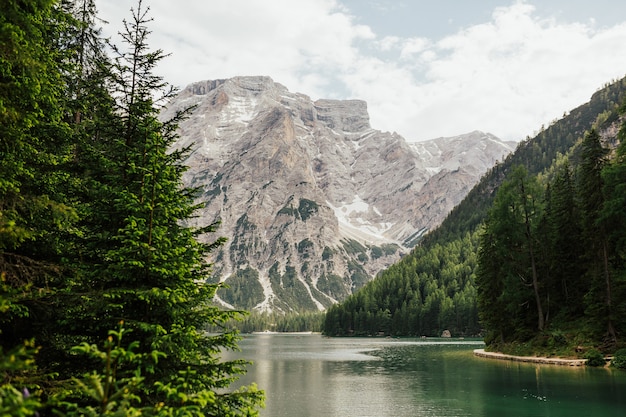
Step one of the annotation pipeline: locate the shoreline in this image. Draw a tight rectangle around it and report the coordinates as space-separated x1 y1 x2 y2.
473 348 587 366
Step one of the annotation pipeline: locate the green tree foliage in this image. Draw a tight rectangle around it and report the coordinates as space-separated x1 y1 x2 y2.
1 1 264 415
600 116 626 336
0 0 78 362
544 161 585 320
323 232 480 337
0 0 76 261
477 122 626 353
578 129 616 342
477 166 547 344
54 323 262 416
476 219 508 345
225 311 325 333
0 340 41 417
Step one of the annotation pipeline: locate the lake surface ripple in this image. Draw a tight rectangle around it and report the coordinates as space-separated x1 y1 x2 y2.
223 334 626 417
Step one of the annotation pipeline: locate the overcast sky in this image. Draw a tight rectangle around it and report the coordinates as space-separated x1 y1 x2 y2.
96 0 626 142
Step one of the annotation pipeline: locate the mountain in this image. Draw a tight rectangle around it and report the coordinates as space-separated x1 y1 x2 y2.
161 76 514 312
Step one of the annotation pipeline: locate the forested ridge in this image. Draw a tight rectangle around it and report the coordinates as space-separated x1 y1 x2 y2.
425 77 626 246
1 1 263 415
323 77 626 357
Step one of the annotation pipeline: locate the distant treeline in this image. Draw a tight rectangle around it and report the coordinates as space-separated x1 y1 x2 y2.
220 311 325 333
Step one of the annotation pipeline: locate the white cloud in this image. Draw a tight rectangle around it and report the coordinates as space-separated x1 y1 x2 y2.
377 36 401 52
100 0 373 97
350 2 626 141
398 38 431 60
97 0 626 142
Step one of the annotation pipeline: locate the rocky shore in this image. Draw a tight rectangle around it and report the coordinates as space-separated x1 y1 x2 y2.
473 349 587 366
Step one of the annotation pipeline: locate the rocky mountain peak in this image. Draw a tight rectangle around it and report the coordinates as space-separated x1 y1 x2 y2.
313 99 371 133
162 76 513 312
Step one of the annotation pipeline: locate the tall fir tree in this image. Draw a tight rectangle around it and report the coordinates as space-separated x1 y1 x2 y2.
599 108 626 339
476 165 546 342
0 0 78 349
578 129 616 343
58 1 264 413
545 161 585 320
476 219 509 345
2 1 263 414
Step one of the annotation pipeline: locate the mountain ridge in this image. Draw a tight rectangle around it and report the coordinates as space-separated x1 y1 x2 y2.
162 76 514 312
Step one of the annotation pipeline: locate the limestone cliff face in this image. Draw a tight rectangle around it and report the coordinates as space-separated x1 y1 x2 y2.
162 76 514 312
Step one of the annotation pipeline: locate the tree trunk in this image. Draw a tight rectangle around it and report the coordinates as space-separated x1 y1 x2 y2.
521 180 544 331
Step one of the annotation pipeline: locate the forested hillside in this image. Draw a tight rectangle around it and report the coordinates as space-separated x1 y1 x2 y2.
478 126 626 355
0 1 262 415
425 78 626 245
323 77 626 349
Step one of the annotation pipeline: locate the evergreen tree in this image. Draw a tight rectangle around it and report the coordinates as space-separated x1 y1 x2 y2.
2 1 263 414
599 110 626 339
476 166 546 341
476 221 509 345
56 1 263 413
545 161 585 320
55 0 110 125
578 129 616 342
0 0 77 349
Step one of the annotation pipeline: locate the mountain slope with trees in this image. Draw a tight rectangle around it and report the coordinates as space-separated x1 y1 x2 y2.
478 125 626 355
323 77 626 351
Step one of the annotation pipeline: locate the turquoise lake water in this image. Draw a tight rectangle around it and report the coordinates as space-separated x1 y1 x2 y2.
223 334 626 417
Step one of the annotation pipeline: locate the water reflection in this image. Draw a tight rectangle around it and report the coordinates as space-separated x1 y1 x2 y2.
223 334 626 417
472 354 626 416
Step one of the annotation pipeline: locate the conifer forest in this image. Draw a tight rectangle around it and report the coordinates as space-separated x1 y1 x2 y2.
1 1 264 414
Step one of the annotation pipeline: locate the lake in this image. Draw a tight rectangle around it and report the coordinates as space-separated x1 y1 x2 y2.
223 333 626 417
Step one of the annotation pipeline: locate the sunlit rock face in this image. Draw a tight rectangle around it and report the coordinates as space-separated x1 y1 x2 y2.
162 76 514 312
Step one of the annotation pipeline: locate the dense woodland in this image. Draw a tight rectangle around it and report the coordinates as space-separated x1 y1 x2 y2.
1 0 263 415
324 232 480 337
323 79 626 357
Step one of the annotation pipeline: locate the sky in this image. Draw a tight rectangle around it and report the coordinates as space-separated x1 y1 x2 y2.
96 0 626 142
